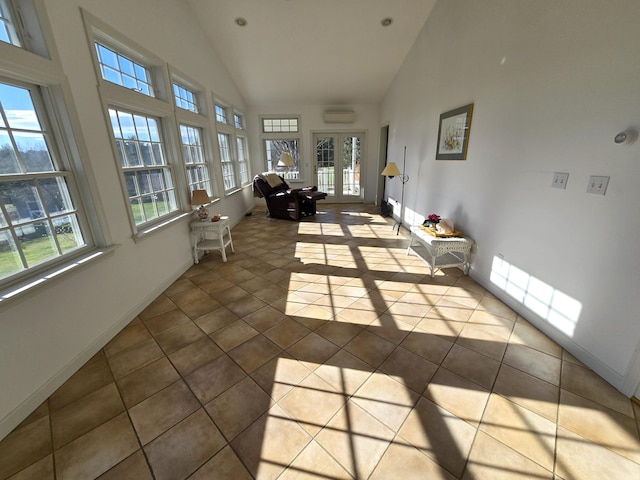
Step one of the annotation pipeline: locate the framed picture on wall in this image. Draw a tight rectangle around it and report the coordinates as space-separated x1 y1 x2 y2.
436 103 474 160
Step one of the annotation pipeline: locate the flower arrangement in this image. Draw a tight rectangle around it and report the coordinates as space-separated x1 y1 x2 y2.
423 213 441 230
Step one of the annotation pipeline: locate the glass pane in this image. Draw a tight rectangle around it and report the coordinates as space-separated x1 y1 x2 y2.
122 75 137 90
0 230 23 280
21 221 58 268
134 115 151 141
14 132 54 172
0 208 6 227
134 64 148 82
97 44 118 69
102 66 122 85
156 192 169 216
0 83 41 131
124 140 141 167
114 139 127 167
124 171 139 197
149 169 165 192
0 131 20 174
40 177 75 215
118 111 136 140
137 83 151 97
0 180 44 224
140 142 153 166
151 144 163 166
109 109 123 138
191 145 203 164
142 196 157 219
166 190 177 211
342 136 361 196
147 118 160 142
130 198 144 224
53 214 84 254
316 137 335 196
137 171 151 194
118 57 135 77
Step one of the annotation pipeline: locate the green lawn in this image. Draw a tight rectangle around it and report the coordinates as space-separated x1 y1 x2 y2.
0 233 80 278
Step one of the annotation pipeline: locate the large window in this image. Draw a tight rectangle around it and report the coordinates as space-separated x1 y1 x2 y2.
217 132 236 191
214 100 251 192
261 116 301 180
0 80 88 282
180 124 211 194
236 136 249 185
173 82 198 113
108 108 178 226
95 42 154 97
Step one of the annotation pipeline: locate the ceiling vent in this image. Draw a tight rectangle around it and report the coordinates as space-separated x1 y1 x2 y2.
323 110 355 124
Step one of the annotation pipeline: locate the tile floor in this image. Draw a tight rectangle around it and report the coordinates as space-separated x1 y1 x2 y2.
1 204 640 479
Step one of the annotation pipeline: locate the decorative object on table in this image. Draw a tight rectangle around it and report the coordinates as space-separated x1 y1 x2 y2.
420 217 460 237
381 145 409 235
436 103 474 160
423 213 441 229
191 189 211 221
211 214 221 222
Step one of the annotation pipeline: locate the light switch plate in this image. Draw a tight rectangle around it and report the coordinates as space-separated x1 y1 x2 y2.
586 176 609 195
552 172 569 189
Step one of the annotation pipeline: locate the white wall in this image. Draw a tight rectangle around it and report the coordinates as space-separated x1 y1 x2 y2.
0 0 252 438
381 0 640 394
248 103 380 203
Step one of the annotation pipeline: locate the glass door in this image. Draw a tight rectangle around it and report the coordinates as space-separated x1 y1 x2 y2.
314 132 364 202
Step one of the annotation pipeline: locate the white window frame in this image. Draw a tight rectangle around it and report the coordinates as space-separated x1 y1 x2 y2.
214 98 251 193
260 115 302 182
84 12 187 238
0 0 51 58
0 4 109 301
170 69 219 202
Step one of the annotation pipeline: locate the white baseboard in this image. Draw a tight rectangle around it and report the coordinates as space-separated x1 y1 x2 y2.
0 259 192 440
469 267 628 396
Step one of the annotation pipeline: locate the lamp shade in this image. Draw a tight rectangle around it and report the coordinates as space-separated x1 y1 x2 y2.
277 151 295 167
381 162 402 177
191 189 211 205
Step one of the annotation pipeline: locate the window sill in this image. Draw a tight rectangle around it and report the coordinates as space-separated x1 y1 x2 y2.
0 245 119 307
133 212 191 243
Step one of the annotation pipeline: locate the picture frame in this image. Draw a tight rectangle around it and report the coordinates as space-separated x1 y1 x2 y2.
436 103 474 160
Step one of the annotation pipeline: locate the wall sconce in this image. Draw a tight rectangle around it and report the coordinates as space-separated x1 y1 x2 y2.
191 189 211 221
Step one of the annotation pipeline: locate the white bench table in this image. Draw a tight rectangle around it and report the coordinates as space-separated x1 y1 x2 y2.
407 226 474 278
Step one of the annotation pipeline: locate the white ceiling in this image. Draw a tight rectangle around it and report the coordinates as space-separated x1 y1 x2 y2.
185 0 436 106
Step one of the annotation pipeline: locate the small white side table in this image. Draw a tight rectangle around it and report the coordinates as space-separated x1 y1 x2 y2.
190 217 234 263
407 225 474 278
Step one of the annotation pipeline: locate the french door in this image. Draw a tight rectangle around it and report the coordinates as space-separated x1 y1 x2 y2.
314 132 365 202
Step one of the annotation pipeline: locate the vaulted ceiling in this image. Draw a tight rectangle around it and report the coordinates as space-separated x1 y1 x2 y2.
185 0 436 106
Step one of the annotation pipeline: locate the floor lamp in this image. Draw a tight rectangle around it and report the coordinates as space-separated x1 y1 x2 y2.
380 146 409 235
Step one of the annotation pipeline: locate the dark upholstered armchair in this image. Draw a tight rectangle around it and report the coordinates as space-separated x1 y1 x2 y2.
253 173 327 221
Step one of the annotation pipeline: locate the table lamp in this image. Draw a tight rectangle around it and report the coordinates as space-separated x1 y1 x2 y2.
191 189 211 221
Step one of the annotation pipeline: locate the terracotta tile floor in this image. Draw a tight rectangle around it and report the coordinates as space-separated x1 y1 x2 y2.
2 204 640 479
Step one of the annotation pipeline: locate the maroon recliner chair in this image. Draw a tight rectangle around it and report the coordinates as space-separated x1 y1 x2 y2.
252 173 327 221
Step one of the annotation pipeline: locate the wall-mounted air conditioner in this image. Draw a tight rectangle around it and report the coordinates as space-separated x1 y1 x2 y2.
323 110 355 123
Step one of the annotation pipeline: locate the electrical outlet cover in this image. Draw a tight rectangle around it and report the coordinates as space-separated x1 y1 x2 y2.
552 172 569 189
586 176 609 195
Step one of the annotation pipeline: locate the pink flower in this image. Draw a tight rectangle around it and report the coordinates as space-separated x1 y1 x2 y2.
427 214 441 223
